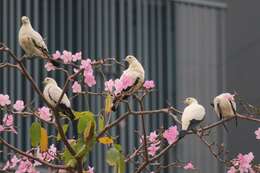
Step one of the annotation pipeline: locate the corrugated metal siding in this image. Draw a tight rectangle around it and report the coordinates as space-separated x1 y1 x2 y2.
175 1 226 173
0 0 226 172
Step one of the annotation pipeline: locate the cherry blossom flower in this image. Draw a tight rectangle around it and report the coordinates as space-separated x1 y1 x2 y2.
237 152 254 172
227 166 236 173
80 59 92 71
13 100 25 112
61 50 73 64
163 125 179 144
44 62 55 71
84 72 96 87
0 94 11 106
3 114 14 126
72 51 82 62
87 166 94 173
104 79 114 93
10 155 20 168
16 160 32 173
148 143 160 156
148 131 158 143
36 144 57 162
52 51 61 60
114 79 124 95
143 80 155 89
184 162 195 170
38 107 52 121
230 152 255 173
72 81 82 93
254 128 260 140
120 74 134 90
2 160 10 170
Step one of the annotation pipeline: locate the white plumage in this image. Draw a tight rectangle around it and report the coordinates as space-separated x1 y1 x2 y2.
43 77 74 119
181 97 205 132
213 93 236 119
120 55 145 93
111 55 145 111
19 16 57 66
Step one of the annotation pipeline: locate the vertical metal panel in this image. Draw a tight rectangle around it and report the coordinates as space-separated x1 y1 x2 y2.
0 0 226 172
175 1 226 173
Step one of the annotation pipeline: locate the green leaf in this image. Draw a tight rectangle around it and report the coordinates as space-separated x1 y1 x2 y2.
30 122 41 147
57 124 69 141
105 94 112 113
77 111 95 134
106 147 121 166
74 111 93 120
114 144 122 152
98 116 105 132
117 155 126 173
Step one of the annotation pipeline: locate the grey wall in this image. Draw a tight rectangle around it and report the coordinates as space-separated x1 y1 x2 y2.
0 0 227 172
175 1 226 172
226 0 260 162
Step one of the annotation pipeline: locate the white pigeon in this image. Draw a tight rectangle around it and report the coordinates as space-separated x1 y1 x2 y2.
111 55 145 111
18 16 58 66
43 77 74 119
180 97 206 138
212 93 237 130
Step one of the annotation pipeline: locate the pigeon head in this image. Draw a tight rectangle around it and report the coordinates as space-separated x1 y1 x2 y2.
43 77 57 86
184 97 198 105
21 16 30 25
125 55 138 64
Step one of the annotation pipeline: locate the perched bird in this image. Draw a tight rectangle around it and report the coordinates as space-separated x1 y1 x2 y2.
111 55 145 111
18 16 58 66
43 77 74 119
180 97 206 138
212 93 237 131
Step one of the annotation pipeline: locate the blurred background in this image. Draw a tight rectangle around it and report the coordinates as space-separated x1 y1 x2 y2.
0 0 259 172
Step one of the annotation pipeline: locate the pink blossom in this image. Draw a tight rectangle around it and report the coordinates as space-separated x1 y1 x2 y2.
61 50 73 64
120 74 134 90
84 72 96 87
2 160 10 170
72 81 82 93
44 62 55 71
0 94 11 106
184 162 195 170
38 107 52 121
10 155 20 168
87 166 94 173
255 128 260 140
227 166 236 173
143 80 155 89
16 160 32 173
114 79 124 95
163 125 179 144
52 51 61 60
148 131 158 143
3 114 14 126
13 100 25 112
80 59 92 72
36 144 57 162
148 143 160 156
237 152 254 172
104 79 114 92
72 51 82 62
